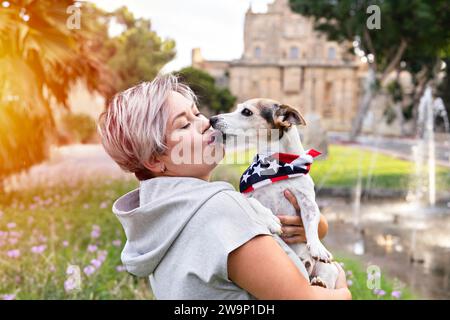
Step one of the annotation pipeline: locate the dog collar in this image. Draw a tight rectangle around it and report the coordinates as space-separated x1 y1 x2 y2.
239 149 321 194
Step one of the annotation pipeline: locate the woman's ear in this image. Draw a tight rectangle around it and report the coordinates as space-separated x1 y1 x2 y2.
143 156 166 174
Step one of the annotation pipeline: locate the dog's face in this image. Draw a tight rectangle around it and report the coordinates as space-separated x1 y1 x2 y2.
210 98 306 140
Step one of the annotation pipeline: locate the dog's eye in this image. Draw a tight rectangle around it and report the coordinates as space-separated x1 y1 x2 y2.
241 108 253 117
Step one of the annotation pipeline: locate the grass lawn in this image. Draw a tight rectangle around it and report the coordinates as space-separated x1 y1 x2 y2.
0 178 416 300
0 178 152 300
335 254 415 300
212 144 450 192
1 144 431 299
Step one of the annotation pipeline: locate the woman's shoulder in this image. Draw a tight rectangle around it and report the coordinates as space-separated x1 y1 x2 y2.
203 188 254 215
197 189 271 235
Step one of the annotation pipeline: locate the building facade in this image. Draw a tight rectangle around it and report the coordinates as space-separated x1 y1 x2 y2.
192 0 367 131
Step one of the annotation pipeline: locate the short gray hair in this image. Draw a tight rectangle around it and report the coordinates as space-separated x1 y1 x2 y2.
97 73 197 180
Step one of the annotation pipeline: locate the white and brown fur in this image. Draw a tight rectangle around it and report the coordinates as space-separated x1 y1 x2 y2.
210 98 339 288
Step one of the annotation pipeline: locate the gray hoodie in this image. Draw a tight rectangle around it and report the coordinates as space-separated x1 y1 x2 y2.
112 176 308 300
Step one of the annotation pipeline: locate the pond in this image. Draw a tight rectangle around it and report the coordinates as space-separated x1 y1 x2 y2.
319 197 450 299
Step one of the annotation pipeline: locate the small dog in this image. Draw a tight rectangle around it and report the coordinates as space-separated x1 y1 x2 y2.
210 98 339 288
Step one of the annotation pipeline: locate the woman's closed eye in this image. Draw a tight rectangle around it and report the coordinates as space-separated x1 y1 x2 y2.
180 113 205 129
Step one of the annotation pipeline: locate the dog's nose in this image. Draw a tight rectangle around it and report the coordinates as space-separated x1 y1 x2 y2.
209 116 219 127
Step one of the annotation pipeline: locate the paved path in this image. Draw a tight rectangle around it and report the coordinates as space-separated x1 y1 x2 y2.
4 144 133 192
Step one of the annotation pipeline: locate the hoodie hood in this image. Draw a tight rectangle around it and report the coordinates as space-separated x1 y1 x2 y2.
112 176 234 277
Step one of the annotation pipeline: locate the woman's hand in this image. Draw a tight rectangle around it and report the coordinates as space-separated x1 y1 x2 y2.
276 189 328 244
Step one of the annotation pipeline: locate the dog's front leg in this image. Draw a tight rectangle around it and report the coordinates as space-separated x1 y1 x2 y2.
247 197 282 235
292 189 333 263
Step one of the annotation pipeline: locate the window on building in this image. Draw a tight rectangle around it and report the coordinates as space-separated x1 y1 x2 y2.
323 81 334 118
254 46 262 58
289 46 299 59
327 47 336 61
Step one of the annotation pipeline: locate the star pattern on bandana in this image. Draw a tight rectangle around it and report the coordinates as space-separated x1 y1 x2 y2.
239 149 321 193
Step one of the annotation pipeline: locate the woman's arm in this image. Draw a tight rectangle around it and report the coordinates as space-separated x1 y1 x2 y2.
228 234 351 300
277 189 328 244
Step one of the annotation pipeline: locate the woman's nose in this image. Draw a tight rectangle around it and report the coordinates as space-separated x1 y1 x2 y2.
199 115 211 133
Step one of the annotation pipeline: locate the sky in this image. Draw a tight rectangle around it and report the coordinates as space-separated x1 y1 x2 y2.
91 0 274 72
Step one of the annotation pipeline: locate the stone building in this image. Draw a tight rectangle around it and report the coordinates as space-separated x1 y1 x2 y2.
192 0 367 131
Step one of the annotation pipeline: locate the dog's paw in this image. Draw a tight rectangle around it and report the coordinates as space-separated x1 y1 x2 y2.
267 215 282 235
307 240 333 263
310 276 328 288
247 198 282 235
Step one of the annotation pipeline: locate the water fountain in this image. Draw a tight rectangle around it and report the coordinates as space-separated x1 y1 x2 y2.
407 86 450 206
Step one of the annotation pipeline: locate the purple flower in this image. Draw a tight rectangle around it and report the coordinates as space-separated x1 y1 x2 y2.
6 222 16 229
90 229 101 239
346 270 353 277
116 265 126 272
31 244 47 254
1 294 16 300
7 249 20 258
62 240 69 247
346 280 353 287
373 289 385 296
97 250 107 262
99 202 108 209
9 231 21 238
87 244 98 252
90 259 102 269
83 265 96 276
112 239 122 247
391 291 402 299
64 278 78 293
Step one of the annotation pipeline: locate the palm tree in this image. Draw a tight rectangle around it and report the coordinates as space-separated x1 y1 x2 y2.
0 0 114 187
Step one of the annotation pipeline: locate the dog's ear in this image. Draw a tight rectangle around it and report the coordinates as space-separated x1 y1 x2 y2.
274 104 306 129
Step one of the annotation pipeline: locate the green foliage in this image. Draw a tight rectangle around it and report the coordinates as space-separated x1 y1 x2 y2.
387 80 403 103
61 113 97 144
289 0 450 136
104 7 176 94
382 105 397 125
289 0 450 74
175 67 236 114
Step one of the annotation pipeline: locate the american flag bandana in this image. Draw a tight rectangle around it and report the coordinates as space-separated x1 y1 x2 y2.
239 149 321 194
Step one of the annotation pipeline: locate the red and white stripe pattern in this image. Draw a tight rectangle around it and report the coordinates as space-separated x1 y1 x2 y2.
239 149 321 194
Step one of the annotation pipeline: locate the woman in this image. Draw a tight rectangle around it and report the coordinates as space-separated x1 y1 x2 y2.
97 74 351 300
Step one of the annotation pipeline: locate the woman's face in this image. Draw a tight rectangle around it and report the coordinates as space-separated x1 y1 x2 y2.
159 91 224 180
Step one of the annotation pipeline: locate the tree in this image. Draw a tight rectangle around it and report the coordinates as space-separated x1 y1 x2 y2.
175 67 236 115
104 6 176 96
437 57 450 130
289 0 450 139
0 0 113 188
